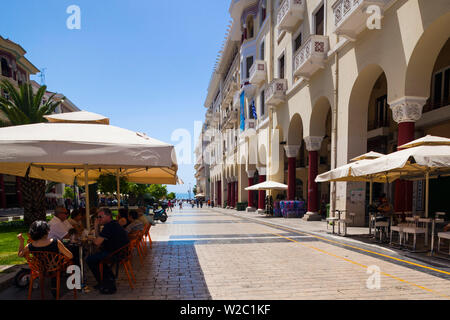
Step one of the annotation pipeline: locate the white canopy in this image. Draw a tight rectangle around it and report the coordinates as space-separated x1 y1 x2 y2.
195 193 205 198
316 152 385 183
245 181 288 191
398 135 450 150
0 122 178 186
44 111 110 125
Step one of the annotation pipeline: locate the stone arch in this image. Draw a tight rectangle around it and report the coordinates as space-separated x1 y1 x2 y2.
258 143 267 167
404 11 450 98
347 64 387 160
309 96 332 137
287 113 303 146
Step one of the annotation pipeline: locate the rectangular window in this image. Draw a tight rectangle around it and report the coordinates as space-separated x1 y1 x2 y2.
315 5 324 36
279 54 285 79
260 42 265 60
260 90 265 117
246 56 254 79
294 33 302 52
433 72 443 107
375 95 388 129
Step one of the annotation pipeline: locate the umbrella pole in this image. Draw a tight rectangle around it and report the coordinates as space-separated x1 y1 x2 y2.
84 165 90 231
369 178 373 205
116 170 121 210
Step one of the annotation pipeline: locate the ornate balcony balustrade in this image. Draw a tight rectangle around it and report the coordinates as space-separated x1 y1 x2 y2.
333 0 390 40
222 110 239 130
249 60 267 85
277 0 305 32
265 79 288 106
293 35 329 79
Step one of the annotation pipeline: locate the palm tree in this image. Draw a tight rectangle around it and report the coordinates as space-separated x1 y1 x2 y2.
0 80 63 226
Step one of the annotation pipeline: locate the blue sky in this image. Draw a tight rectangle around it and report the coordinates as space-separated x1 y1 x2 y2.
0 0 230 196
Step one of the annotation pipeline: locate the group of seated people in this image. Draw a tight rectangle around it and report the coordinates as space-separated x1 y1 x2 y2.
17 205 153 296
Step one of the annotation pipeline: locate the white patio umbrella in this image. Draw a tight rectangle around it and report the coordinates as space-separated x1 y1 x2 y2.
0 122 178 229
351 135 450 218
245 181 288 191
44 110 110 125
195 193 205 198
315 151 385 205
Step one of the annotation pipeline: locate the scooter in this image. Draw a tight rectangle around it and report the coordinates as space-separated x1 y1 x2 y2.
152 206 168 223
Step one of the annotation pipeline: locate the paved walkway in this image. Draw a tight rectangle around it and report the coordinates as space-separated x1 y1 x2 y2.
1 206 449 300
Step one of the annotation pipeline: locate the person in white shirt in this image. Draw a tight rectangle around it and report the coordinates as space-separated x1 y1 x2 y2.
48 206 75 240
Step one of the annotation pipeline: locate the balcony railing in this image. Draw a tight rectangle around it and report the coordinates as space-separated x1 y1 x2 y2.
223 54 240 104
249 60 267 85
293 35 329 79
277 0 305 32
333 0 390 40
222 110 239 130
212 111 220 124
265 79 288 106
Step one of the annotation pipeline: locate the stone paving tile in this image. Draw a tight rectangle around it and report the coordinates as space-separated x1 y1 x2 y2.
1 207 449 300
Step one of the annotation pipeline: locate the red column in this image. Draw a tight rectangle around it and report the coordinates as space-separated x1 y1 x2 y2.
308 151 319 213
234 181 238 208
16 177 23 207
227 182 231 207
258 175 266 210
288 157 296 200
230 181 235 208
248 176 254 208
0 174 6 209
394 122 415 212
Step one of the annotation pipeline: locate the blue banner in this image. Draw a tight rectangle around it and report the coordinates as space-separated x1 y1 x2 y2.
240 91 245 131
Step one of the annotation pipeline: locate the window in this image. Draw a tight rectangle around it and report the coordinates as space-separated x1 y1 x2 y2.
374 95 388 129
432 67 450 108
246 15 254 39
294 33 302 52
1 58 11 78
260 42 265 60
314 4 324 35
260 90 265 117
260 0 267 27
246 56 254 79
279 54 285 79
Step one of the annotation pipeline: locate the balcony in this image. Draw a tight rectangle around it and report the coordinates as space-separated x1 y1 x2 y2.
223 54 240 104
242 118 256 137
265 79 288 106
205 109 213 121
222 110 239 130
212 111 220 124
277 0 305 32
249 60 267 85
333 0 390 40
293 35 329 79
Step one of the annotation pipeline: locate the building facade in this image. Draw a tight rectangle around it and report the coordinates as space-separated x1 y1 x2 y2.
0 36 80 210
196 0 450 225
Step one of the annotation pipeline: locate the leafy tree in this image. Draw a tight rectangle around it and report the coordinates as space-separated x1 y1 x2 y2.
147 184 167 201
167 192 176 200
192 184 197 195
97 174 130 199
128 183 149 206
63 186 75 200
0 80 63 226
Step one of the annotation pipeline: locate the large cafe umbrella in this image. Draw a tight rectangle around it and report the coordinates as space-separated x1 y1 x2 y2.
315 151 385 205
351 135 450 218
245 181 288 191
0 122 178 229
44 110 110 125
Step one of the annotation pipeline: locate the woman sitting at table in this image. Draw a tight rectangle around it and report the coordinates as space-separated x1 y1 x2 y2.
17 221 74 298
17 220 73 259
68 209 85 236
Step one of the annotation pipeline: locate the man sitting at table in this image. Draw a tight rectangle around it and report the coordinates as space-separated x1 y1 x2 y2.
48 206 76 240
86 207 129 294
